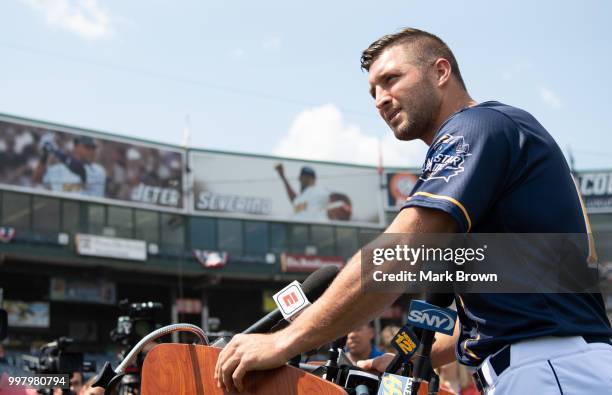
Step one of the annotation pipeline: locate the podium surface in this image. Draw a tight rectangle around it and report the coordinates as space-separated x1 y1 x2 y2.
141 344 348 395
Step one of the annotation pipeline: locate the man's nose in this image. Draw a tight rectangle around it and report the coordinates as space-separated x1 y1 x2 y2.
375 87 391 111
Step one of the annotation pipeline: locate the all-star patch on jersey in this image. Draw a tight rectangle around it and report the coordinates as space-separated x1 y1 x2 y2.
402 101 612 366
420 134 471 183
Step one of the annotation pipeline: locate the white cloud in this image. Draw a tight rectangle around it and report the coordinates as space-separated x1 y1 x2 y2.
262 36 282 51
274 104 428 168
501 61 532 81
539 86 562 109
231 48 246 59
19 0 112 40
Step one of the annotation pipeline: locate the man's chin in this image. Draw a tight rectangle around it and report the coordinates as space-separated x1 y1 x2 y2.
392 128 419 141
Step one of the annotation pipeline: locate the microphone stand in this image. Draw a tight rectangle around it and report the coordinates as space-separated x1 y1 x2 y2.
409 329 435 395
322 336 347 383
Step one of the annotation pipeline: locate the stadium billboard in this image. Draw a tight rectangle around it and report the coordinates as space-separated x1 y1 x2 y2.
0 114 185 211
384 170 418 211
576 171 612 213
189 150 384 227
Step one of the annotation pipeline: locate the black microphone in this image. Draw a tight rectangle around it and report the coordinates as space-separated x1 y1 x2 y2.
385 293 454 375
424 293 455 309
410 293 454 395
242 265 339 334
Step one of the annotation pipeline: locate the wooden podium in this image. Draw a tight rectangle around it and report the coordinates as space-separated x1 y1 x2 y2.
141 344 348 395
141 344 456 394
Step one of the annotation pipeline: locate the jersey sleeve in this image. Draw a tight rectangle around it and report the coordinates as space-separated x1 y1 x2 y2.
402 108 516 232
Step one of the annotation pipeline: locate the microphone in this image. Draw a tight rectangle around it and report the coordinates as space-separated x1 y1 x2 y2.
242 265 339 334
385 293 454 375
409 293 456 395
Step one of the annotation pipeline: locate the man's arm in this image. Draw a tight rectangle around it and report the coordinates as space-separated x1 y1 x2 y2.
274 163 297 202
33 150 50 184
215 206 457 392
431 316 460 368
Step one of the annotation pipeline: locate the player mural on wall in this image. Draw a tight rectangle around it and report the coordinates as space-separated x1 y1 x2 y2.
274 163 352 221
0 117 185 209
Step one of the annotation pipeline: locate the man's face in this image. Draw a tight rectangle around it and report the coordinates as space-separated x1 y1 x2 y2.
70 372 83 393
346 325 374 357
74 144 96 163
299 174 315 192
368 44 440 141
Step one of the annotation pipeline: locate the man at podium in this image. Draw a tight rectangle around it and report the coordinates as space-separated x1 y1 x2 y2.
215 27 612 395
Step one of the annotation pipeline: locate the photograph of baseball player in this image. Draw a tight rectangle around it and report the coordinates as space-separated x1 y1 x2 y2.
34 133 106 197
190 150 382 226
0 118 185 209
275 163 353 221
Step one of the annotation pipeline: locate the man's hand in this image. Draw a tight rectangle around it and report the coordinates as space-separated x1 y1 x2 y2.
39 132 57 154
214 333 290 393
356 352 396 374
274 163 285 177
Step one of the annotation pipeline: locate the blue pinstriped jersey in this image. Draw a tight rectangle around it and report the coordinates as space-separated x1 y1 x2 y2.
402 101 612 366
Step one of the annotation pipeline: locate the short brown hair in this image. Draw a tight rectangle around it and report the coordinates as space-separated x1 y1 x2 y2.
360 27 466 90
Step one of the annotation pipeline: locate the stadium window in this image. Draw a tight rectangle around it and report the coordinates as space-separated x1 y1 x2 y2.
269 223 288 254
135 209 160 243
385 212 397 226
87 204 106 235
32 196 60 235
336 227 358 258
190 217 216 249
310 225 335 256
217 219 243 255
108 206 133 238
589 214 612 260
358 228 380 245
589 213 612 232
161 213 185 251
244 221 269 254
289 224 309 254
1 191 31 231
62 200 81 234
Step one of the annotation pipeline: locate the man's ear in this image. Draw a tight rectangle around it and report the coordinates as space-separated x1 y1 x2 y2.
433 58 452 87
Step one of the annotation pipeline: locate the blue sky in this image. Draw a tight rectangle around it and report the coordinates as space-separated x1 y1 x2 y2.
0 0 610 169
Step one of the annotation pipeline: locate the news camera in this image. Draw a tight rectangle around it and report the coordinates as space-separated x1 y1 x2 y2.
0 308 7 341
35 337 95 375
23 337 95 395
109 300 163 395
110 300 163 355
0 288 7 341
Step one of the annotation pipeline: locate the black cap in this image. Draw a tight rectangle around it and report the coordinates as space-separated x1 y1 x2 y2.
74 136 97 148
300 166 316 178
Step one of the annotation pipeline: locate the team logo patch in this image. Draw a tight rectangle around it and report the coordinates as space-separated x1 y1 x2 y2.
420 134 471 182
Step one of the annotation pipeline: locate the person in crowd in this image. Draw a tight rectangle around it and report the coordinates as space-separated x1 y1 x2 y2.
345 322 383 365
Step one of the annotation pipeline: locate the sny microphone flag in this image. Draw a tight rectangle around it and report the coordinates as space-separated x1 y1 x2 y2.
407 300 457 336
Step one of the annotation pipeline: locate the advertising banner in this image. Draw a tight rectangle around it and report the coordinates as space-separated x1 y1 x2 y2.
5 300 49 328
0 115 185 210
281 253 345 273
50 277 117 305
384 171 418 211
75 233 147 261
190 151 384 226
576 171 612 212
